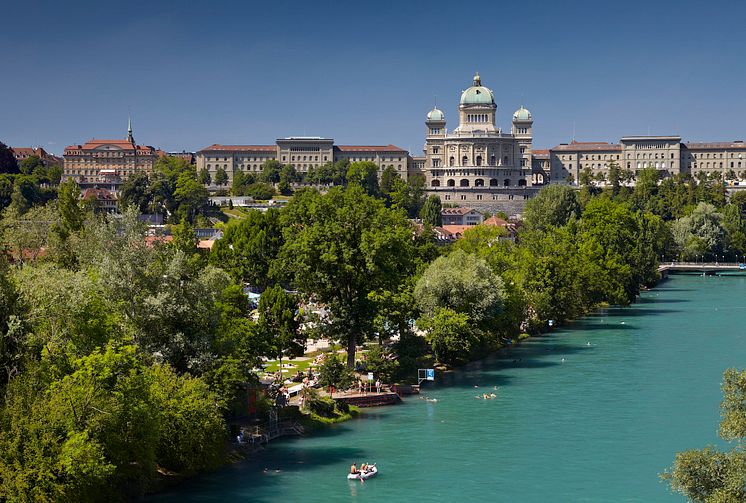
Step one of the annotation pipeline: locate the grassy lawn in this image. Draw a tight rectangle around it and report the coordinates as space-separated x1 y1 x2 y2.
221 207 248 219
261 347 368 377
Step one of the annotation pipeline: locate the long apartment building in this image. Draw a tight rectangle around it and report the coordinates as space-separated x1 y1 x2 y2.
196 137 409 186
543 136 746 183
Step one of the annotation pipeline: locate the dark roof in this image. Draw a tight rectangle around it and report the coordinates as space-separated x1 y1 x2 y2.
551 141 621 152
199 144 277 152
683 141 746 150
334 145 407 153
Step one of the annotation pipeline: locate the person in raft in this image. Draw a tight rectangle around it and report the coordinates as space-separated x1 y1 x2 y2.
350 463 358 475
360 463 368 473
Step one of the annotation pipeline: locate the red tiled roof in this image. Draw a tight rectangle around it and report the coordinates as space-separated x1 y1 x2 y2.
82 188 117 201
440 224 473 236
64 139 155 152
11 147 49 158
144 235 174 248
532 149 549 156
199 144 277 152
683 141 746 150
483 216 509 227
334 145 407 152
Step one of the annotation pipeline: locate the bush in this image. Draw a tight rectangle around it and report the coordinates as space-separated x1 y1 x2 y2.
245 182 275 201
308 396 337 418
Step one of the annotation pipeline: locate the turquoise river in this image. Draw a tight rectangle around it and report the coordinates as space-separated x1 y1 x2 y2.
151 273 746 502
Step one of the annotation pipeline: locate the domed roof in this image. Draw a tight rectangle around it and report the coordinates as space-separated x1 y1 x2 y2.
426 107 445 121
513 106 532 121
460 73 495 106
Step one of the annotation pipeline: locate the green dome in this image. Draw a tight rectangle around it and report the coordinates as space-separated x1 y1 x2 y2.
460 73 495 106
426 107 445 121
513 106 532 121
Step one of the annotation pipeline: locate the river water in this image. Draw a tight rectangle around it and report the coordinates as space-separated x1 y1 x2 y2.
151 273 746 502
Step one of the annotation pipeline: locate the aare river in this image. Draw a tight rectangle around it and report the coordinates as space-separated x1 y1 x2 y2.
151 273 746 502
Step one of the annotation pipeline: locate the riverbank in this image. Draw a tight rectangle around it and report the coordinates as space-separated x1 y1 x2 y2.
147 274 668 500
148 273 746 502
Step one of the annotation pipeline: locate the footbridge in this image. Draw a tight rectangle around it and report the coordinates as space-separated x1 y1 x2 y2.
659 262 746 276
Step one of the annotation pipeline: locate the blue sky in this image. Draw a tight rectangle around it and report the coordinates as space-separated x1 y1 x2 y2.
1 0 744 155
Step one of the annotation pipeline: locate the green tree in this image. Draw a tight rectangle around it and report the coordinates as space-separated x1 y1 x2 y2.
0 175 14 211
119 172 151 213
607 161 622 196
363 344 398 383
346 161 380 197
214 167 228 186
415 249 505 329
317 353 352 396
56 179 86 238
198 167 211 186
19 155 44 175
245 182 275 200
663 368 746 502
257 285 304 369
522 184 580 232
380 165 399 196
278 186 415 367
0 142 19 174
672 202 723 260
418 307 476 366
388 174 426 218
419 195 442 227
174 171 208 223
1 203 55 263
577 197 641 305
210 208 283 289
258 160 282 184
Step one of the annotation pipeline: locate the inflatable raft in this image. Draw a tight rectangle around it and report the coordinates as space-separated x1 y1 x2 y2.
347 465 378 480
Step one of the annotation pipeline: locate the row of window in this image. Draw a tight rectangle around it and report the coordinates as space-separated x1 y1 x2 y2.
467 114 491 123
688 152 744 159
443 194 529 201
431 178 529 187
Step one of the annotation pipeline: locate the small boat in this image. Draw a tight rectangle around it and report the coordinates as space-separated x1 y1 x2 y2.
347 465 378 480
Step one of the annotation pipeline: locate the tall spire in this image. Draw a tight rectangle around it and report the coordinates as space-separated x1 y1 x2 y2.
127 115 134 144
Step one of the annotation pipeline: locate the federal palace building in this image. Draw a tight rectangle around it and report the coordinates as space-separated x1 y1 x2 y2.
63 73 745 211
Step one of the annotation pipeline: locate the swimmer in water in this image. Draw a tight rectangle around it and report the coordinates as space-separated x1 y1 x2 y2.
490 393 496 398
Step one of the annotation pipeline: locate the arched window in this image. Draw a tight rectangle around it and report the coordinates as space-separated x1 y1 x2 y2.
462 156 468 166
476 155 482 166
503 156 509 164
460 179 469 187
475 178 484 187
503 179 510 186
449 156 455 167
490 155 496 166
489 178 498 186
518 179 527 187
431 179 440 187
447 179 455 187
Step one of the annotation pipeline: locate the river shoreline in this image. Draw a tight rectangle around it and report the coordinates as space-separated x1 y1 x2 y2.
147 273 675 500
